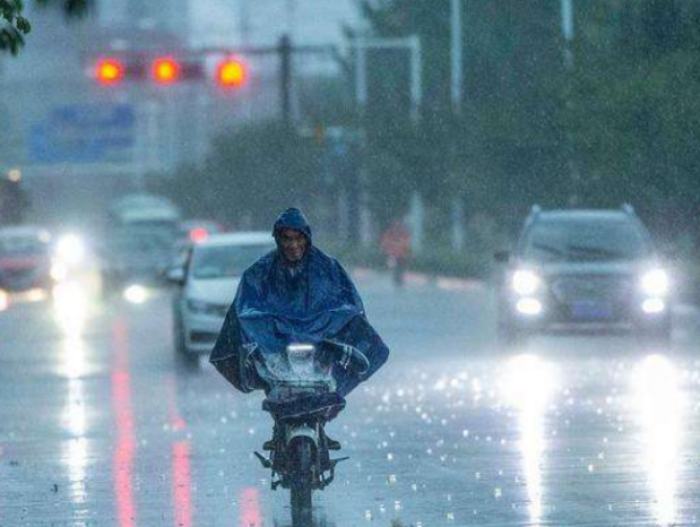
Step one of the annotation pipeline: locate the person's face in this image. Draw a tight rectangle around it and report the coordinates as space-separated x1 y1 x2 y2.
278 228 308 263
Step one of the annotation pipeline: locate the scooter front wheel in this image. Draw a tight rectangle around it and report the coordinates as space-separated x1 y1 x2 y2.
290 437 314 526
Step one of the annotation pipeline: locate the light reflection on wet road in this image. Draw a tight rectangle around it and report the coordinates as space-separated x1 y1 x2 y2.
1 272 699 526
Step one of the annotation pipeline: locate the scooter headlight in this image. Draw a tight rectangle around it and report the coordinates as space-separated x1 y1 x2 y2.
512 270 541 296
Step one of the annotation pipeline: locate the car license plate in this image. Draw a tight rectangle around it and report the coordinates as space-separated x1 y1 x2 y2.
571 301 613 320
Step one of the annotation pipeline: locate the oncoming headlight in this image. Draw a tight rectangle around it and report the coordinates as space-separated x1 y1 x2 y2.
640 269 669 297
123 284 148 304
512 270 541 296
55 234 86 266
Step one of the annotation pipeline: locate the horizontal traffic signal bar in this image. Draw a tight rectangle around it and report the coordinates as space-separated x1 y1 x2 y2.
92 54 249 89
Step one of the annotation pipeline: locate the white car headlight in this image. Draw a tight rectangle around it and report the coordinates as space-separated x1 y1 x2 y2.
512 270 541 296
186 299 222 315
640 269 669 297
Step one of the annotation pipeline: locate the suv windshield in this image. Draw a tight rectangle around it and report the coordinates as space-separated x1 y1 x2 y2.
191 243 274 279
521 217 651 262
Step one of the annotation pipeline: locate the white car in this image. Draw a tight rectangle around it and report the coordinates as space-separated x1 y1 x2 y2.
170 231 275 363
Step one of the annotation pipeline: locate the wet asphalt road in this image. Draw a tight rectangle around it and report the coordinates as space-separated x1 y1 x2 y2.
1 272 700 527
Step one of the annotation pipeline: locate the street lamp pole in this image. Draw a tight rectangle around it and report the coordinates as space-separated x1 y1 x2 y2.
450 0 466 251
560 0 574 68
351 35 422 122
560 0 579 204
450 0 463 114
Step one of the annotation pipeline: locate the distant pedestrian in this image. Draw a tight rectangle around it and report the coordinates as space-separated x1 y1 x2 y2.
380 219 411 286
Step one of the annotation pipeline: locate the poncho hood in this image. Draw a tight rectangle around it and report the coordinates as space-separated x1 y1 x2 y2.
272 207 312 243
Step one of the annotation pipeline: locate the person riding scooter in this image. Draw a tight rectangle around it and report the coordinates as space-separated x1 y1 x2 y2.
210 206 389 406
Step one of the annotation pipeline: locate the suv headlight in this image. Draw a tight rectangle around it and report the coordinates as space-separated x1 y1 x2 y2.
512 270 541 296
640 269 669 296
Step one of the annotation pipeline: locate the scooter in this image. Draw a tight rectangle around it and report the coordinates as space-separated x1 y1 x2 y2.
250 341 369 526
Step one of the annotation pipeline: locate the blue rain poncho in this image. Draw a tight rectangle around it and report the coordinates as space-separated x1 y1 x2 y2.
210 208 389 396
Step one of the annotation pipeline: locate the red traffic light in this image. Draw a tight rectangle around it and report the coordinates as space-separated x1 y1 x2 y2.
216 57 247 88
152 57 181 84
95 58 125 86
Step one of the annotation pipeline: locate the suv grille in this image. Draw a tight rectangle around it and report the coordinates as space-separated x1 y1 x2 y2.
550 275 633 303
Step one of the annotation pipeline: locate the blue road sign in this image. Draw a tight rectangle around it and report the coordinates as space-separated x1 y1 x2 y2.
29 103 135 164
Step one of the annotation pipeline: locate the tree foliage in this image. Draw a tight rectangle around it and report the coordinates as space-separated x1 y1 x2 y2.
1 0 90 54
160 0 700 257
149 122 323 230
359 0 700 247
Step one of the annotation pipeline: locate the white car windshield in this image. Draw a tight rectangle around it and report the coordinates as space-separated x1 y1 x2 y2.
191 243 275 279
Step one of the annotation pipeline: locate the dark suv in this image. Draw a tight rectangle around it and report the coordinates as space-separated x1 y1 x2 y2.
496 206 671 343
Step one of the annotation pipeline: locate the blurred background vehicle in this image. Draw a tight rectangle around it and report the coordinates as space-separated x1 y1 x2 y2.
107 193 181 246
496 205 672 344
0 225 53 306
100 193 181 298
169 231 275 365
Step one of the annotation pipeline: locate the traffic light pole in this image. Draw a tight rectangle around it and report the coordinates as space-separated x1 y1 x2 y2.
197 36 336 125
350 35 422 122
279 35 292 125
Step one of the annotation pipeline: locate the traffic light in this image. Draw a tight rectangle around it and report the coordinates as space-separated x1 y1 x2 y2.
216 57 247 89
95 58 125 86
151 56 181 85
90 54 247 88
